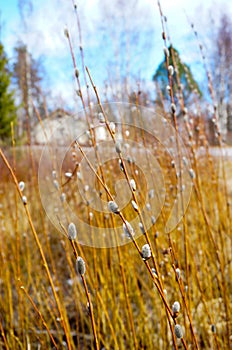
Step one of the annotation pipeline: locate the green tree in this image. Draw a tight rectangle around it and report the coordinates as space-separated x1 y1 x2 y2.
0 42 17 139
153 45 202 105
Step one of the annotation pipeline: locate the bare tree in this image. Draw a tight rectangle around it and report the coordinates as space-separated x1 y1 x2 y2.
13 43 45 137
210 12 232 140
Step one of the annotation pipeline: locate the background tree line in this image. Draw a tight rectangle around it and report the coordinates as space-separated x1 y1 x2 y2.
0 4 232 143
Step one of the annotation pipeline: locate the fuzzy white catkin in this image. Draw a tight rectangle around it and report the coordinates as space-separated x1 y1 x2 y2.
22 196 27 205
182 156 187 166
139 222 145 234
98 113 104 123
174 324 183 339
130 179 136 191
123 221 134 239
141 244 151 259
19 181 25 192
77 171 82 180
151 267 158 278
164 47 169 57
175 268 181 279
65 172 72 178
189 168 195 179
146 203 151 211
76 257 86 275
115 141 122 154
131 200 138 212
68 223 77 240
86 130 91 139
108 201 119 214
119 159 124 172
172 301 180 314
53 180 59 190
171 103 176 113
151 216 156 225
168 65 174 76
109 122 116 134
60 193 66 202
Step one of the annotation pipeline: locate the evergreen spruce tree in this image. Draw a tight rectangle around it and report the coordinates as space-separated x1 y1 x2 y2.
153 45 202 105
0 42 17 139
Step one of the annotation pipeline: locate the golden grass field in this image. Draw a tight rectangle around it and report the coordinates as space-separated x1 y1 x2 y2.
0 1 232 349
0 103 231 349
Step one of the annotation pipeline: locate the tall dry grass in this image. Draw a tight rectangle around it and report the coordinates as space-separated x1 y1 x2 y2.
0 1 231 349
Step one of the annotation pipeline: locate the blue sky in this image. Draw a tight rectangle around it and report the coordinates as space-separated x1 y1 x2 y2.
1 0 231 108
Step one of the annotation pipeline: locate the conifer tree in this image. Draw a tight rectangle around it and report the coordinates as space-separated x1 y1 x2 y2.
0 42 17 139
153 45 202 105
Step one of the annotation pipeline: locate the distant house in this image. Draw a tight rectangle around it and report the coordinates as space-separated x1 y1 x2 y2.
32 108 107 145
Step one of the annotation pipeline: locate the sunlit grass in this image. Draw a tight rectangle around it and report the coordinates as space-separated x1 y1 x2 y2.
0 1 232 349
